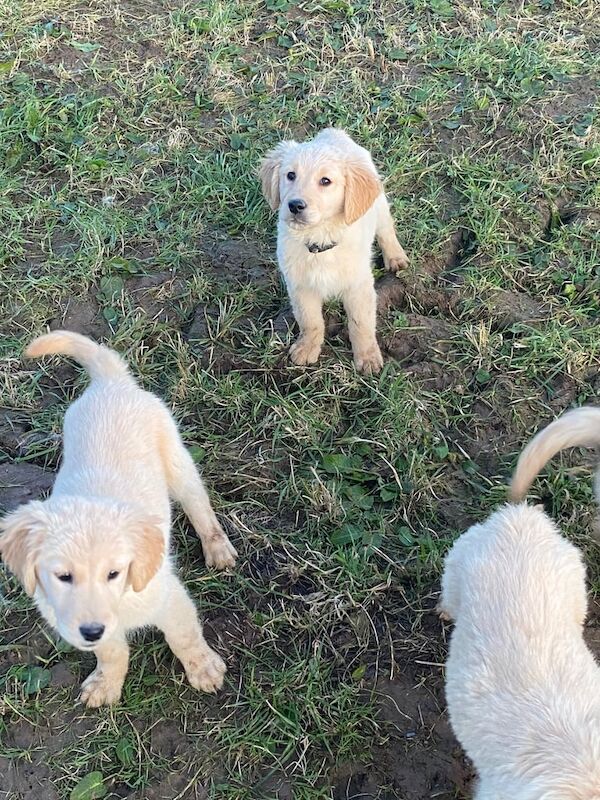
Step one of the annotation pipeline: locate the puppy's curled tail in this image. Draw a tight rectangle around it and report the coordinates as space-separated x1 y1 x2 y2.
25 330 132 383
510 407 600 501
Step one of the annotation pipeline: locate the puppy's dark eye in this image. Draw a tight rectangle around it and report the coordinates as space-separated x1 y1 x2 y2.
286 171 296 181
107 570 120 581
320 177 331 186
57 573 73 583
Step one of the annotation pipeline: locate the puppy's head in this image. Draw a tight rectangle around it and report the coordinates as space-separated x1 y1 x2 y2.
0 498 164 650
260 130 382 228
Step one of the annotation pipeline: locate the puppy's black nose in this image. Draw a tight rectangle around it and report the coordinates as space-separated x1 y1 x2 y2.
79 623 105 642
288 199 306 215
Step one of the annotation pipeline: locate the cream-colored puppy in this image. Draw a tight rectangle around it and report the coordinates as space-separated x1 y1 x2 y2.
260 128 409 374
439 503 600 799
511 406 600 503
0 331 237 707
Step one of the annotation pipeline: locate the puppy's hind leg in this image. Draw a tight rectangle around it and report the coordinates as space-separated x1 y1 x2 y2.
155 574 226 693
158 412 237 569
375 197 409 273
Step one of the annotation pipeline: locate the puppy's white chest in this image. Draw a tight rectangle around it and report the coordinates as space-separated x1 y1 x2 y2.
279 241 348 299
303 252 343 297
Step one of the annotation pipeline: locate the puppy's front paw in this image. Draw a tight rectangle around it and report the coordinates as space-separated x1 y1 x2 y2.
384 251 409 273
354 345 383 375
436 603 452 622
290 336 322 366
80 669 123 707
183 646 226 693
203 523 237 569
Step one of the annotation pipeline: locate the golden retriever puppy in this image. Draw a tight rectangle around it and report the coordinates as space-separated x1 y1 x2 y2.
260 127 409 374
439 503 600 799
0 331 237 707
511 406 600 503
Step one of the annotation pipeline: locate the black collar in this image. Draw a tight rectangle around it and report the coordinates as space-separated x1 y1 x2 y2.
306 241 338 254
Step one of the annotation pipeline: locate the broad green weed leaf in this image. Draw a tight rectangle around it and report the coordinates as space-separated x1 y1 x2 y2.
70 772 106 800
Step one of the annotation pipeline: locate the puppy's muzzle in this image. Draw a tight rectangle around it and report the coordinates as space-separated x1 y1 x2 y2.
79 622 105 643
288 198 307 215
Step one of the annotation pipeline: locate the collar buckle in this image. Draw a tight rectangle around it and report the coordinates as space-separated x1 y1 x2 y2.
306 241 337 254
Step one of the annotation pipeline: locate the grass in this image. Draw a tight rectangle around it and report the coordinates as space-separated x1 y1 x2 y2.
0 0 599 798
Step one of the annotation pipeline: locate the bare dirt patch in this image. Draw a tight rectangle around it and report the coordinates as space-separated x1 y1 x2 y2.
126 272 188 324
0 462 54 512
196 234 277 288
332 602 475 800
49 296 110 340
126 768 208 800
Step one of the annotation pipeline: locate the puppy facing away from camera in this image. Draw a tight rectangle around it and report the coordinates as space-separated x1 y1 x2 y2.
511 405 600 504
0 331 237 707
439 503 600 799
260 127 409 374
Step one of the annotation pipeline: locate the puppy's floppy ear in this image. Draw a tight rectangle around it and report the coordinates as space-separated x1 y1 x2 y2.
128 514 165 593
0 502 47 596
259 140 298 211
344 157 382 225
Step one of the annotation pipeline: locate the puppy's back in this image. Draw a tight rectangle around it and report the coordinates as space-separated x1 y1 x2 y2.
443 504 598 793
27 331 171 505
444 503 587 635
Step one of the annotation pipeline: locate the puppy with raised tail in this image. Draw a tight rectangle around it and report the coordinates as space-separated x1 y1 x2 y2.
0 331 237 707
440 500 600 799
260 128 409 374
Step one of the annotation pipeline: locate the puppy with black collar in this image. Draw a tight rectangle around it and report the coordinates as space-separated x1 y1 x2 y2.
260 128 408 374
